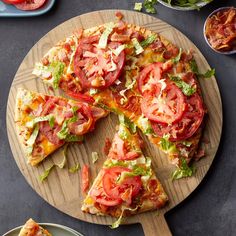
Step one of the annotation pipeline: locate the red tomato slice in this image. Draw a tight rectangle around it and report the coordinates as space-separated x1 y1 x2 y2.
108 134 140 160
102 167 142 202
152 93 205 141
90 187 122 206
2 0 25 4
137 62 163 94
15 0 46 11
74 40 125 89
66 91 95 104
141 82 186 124
82 165 90 193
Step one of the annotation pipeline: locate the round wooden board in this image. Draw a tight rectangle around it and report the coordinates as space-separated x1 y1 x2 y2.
6 10 222 236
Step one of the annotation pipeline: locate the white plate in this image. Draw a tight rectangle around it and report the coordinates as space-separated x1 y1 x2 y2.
3 223 84 236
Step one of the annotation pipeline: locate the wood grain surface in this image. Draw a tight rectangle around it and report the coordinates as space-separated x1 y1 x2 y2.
6 10 222 236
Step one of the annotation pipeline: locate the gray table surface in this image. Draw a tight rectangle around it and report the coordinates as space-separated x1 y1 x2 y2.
0 0 236 235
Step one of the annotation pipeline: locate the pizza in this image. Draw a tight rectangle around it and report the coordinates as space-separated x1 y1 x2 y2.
18 218 51 236
15 88 107 166
82 122 168 225
32 15 211 169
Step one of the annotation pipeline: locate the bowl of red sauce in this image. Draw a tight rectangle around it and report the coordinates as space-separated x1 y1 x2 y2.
204 7 236 54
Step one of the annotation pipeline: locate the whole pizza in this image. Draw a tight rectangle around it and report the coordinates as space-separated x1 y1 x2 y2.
14 12 214 226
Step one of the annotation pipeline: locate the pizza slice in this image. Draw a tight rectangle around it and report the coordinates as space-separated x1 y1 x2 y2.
15 88 107 166
82 122 168 225
18 218 51 236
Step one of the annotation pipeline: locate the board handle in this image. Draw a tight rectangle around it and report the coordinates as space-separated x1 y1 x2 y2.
141 214 172 236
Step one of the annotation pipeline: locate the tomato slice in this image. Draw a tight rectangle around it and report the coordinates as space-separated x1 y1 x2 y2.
74 40 125 89
66 91 95 104
108 134 140 160
102 167 142 203
141 82 186 124
90 187 122 206
82 165 90 193
15 0 46 11
137 62 163 95
152 93 205 141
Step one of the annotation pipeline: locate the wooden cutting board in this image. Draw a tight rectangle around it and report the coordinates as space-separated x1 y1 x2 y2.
6 10 222 236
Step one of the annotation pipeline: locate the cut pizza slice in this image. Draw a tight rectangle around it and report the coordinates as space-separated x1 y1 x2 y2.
15 88 108 166
18 218 51 236
82 122 168 224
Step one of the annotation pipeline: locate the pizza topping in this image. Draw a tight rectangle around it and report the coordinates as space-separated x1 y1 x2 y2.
190 59 215 78
132 38 144 55
136 115 154 135
98 22 115 49
171 158 195 180
140 34 157 48
74 40 125 89
26 124 39 155
169 75 196 96
102 166 142 203
141 82 186 124
25 114 54 129
152 93 204 141
82 165 90 193
159 134 177 153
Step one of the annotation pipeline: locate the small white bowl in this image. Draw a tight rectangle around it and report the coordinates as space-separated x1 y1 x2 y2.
158 0 211 11
203 7 236 55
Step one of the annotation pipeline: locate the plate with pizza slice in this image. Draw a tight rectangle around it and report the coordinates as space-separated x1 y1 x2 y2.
6 10 222 235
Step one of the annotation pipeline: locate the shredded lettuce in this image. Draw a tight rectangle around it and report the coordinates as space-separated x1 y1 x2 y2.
169 75 196 96
134 2 143 11
26 124 39 155
104 159 128 168
190 59 215 78
140 34 157 48
98 22 115 49
26 115 53 129
110 44 125 56
172 48 182 64
118 124 130 140
69 163 81 173
49 61 65 89
118 114 137 133
159 134 177 153
132 38 144 55
110 206 139 229
137 115 154 135
171 158 195 180
39 165 55 182
92 152 99 163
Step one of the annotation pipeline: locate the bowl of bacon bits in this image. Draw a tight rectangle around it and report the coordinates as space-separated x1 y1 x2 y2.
204 7 236 54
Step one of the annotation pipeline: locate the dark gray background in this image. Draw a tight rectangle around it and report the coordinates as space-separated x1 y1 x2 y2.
0 0 236 235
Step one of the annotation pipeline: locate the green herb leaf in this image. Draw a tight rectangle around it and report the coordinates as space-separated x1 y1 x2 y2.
169 75 196 96
171 158 195 180
69 163 81 173
39 165 55 182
